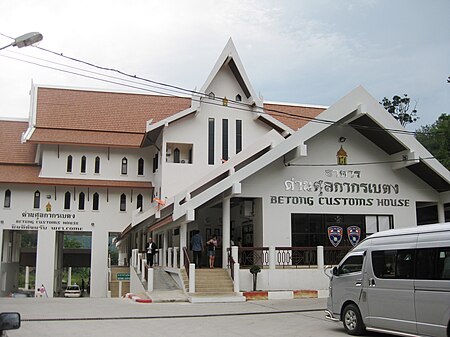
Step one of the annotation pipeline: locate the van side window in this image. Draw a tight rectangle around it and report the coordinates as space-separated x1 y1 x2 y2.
338 255 363 274
416 247 450 280
372 250 414 279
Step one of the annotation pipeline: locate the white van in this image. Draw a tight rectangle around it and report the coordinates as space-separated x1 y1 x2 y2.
325 222 450 337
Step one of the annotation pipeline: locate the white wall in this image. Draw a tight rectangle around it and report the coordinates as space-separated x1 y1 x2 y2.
240 124 440 247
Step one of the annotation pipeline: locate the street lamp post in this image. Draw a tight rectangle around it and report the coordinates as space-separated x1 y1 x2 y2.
0 32 43 51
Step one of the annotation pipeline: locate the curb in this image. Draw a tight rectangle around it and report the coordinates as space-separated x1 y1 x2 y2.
243 290 318 301
125 293 153 303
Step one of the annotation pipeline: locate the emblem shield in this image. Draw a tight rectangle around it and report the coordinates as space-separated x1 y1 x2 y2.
328 226 343 247
347 226 361 246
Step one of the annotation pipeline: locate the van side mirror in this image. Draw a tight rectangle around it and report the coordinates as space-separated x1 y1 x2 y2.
332 266 339 276
0 312 21 332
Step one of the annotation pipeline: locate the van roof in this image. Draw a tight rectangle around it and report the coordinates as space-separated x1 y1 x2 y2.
369 222 450 239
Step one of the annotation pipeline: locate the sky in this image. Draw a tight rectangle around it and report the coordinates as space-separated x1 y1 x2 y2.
0 0 448 130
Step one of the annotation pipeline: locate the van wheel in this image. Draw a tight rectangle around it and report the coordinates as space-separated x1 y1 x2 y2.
343 304 365 335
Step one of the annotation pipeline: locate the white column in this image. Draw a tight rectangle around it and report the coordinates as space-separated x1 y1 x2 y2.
90 229 109 298
25 266 30 290
141 259 147 282
68 267 72 286
158 249 163 266
180 224 187 268
167 248 173 268
35 230 56 298
317 246 324 269
222 197 231 268
189 263 195 293
173 247 178 268
231 246 238 264
118 281 123 298
269 246 276 270
147 268 154 292
233 262 240 293
437 202 445 223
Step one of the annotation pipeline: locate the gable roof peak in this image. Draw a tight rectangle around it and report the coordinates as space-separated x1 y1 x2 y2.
199 38 262 107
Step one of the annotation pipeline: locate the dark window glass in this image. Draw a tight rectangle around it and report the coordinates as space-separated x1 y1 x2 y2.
33 190 40 209
93 193 99 211
153 153 159 172
338 255 363 274
188 148 193 164
121 158 128 175
78 192 85 210
4 189 11 208
94 156 100 174
174 148 180 163
208 118 215 165
236 120 242 153
137 194 143 211
372 250 414 279
138 158 144 175
67 155 73 173
222 119 228 161
81 156 86 173
235 94 242 102
64 191 71 210
416 247 450 280
120 193 126 211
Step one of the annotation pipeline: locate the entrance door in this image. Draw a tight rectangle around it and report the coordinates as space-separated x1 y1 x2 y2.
365 247 416 334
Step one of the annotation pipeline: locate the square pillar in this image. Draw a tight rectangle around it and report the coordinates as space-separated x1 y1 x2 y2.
222 197 231 268
35 230 56 297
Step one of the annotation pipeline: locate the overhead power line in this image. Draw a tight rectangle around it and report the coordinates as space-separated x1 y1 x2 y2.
0 33 423 138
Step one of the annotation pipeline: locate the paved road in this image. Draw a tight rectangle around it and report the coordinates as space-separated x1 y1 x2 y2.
0 297 390 337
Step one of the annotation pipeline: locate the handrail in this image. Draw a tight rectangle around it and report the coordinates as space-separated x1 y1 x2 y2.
183 247 191 278
227 248 235 280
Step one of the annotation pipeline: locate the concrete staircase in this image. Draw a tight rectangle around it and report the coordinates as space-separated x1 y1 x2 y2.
188 268 245 303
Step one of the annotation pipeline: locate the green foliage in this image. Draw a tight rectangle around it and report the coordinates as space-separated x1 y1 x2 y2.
381 94 418 127
250 265 261 274
63 235 82 248
416 113 450 170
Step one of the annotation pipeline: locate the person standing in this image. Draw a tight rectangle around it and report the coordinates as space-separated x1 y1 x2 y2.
206 235 218 268
190 230 203 268
146 237 158 267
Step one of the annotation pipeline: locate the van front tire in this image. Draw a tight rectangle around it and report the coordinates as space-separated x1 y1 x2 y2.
342 304 365 336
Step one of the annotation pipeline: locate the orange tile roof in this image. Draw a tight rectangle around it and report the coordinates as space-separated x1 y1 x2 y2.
0 120 37 164
263 103 325 131
0 164 152 188
30 87 192 147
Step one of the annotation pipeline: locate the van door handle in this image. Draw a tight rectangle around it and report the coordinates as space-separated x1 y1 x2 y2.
355 279 362 287
369 278 376 287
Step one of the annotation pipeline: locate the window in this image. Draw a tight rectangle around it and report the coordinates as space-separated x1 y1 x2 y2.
121 157 128 175
94 156 100 174
222 119 228 161
372 249 414 279
137 158 144 176
153 153 159 173
208 92 215 99
64 191 71 210
67 155 73 173
208 118 215 165
78 192 85 210
236 120 242 154
173 148 180 163
33 190 40 209
235 94 242 102
92 193 99 211
338 255 364 275
137 194 143 211
4 189 11 208
80 156 86 173
416 247 450 280
120 193 126 211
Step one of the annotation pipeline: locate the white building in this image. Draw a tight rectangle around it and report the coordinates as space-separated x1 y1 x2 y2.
1 39 449 297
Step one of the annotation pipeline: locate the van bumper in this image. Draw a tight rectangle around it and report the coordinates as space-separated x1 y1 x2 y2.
324 309 340 322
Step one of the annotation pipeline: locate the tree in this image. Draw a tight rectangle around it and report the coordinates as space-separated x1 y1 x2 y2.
416 113 450 170
381 94 418 127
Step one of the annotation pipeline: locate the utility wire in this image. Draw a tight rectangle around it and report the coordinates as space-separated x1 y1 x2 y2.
0 33 426 137
285 156 442 167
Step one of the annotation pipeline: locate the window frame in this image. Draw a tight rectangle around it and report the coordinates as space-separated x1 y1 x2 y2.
4 189 11 208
